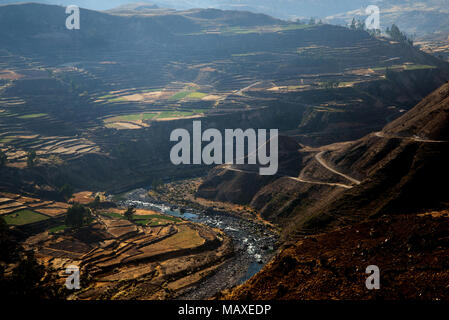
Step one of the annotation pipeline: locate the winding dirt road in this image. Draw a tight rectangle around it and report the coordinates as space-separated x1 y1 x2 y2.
218 129 449 192
221 132 359 189
315 151 361 185
374 131 448 143
222 164 354 189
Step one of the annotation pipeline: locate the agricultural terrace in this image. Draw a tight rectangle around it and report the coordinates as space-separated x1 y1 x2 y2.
23 205 232 300
0 192 69 219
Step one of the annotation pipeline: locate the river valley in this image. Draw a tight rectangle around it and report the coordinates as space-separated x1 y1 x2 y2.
117 188 279 299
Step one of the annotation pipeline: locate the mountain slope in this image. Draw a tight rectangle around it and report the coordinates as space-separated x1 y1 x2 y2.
196 81 449 240
222 211 449 300
383 81 449 140
283 81 447 236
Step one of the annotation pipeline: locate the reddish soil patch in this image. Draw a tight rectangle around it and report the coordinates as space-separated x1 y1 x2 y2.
70 191 95 205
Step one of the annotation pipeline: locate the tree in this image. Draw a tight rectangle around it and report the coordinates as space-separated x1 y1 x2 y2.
26 150 37 167
308 17 316 25
322 80 339 89
350 18 357 30
124 206 136 221
3 250 63 299
65 204 91 229
0 217 64 299
386 24 413 45
0 217 19 263
385 67 395 81
356 19 365 31
91 195 101 210
59 184 74 201
0 150 6 168
11 251 45 294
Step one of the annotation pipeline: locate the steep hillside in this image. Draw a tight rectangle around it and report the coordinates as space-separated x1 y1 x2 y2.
286 82 449 238
196 136 303 205
222 211 449 300
197 81 449 240
383 81 449 140
307 81 449 222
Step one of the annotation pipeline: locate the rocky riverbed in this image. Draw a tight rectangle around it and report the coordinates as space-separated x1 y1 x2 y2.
115 188 279 299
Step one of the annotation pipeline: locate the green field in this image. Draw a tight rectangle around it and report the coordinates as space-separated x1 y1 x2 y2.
169 91 192 100
104 112 158 123
280 24 314 31
104 110 201 125
97 94 126 103
100 211 182 226
99 211 124 219
222 23 312 35
133 214 182 226
169 90 207 101
156 110 196 119
191 108 209 113
403 64 437 71
100 86 208 102
372 64 437 72
4 210 49 226
48 224 68 234
338 81 359 87
0 111 18 118
141 214 182 223
222 26 260 34
0 136 17 143
186 92 207 99
286 85 308 90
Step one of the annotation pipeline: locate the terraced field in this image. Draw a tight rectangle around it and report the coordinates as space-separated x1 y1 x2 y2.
0 187 234 299
24 208 233 300
417 38 449 62
103 110 205 130
3 209 49 226
0 192 69 218
0 27 446 193
0 22 446 167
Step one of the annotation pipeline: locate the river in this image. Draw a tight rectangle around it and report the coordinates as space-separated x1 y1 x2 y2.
115 188 278 299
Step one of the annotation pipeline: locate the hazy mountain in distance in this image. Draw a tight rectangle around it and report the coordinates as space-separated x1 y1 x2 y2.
326 0 449 38
2 1 448 38
0 0 373 17
2 1 447 25
0 0 150 10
